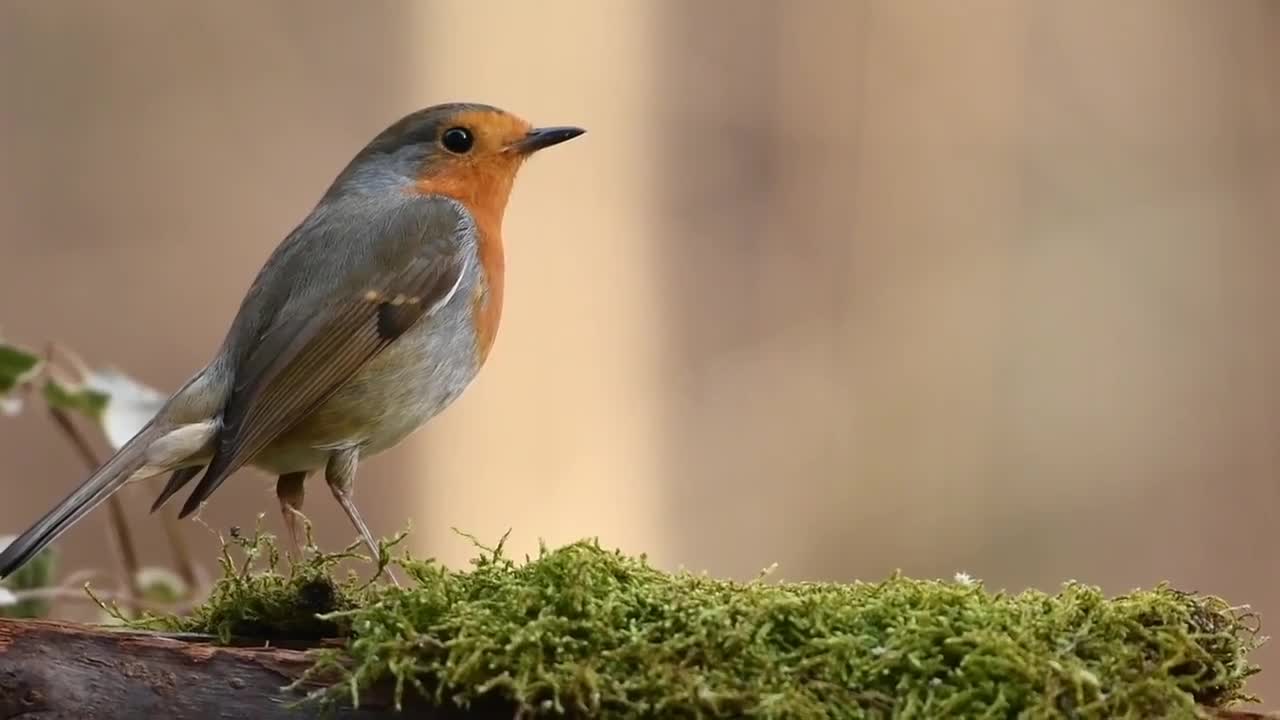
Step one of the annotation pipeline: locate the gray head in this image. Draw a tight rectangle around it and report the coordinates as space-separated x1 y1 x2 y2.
326 102 585 200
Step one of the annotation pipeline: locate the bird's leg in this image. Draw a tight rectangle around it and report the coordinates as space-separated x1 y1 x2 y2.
326 447 401 587
275 471 309 558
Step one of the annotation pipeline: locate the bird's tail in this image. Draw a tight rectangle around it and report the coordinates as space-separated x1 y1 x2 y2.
0 425 165 579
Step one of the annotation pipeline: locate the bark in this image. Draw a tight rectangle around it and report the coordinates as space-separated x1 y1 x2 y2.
0 618 509 719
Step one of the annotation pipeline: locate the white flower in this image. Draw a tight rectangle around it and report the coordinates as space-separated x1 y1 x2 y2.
0 395 23 416
84 369 167 450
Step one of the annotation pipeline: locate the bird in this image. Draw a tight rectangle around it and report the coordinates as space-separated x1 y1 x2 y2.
0 102 584 582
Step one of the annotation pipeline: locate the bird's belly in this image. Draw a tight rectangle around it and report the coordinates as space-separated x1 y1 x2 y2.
252 305 481 474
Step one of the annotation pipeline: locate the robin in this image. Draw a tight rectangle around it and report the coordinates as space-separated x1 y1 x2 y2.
0 102 584 582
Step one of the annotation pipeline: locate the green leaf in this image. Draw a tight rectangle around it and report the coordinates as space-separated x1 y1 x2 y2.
42 377 110 420
0 341 43 415
0 343 41 394
0 336 166 446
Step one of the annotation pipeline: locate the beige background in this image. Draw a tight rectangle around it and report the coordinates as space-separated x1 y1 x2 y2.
2 0 1278 705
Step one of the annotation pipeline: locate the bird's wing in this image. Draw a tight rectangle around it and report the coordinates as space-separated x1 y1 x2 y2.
176 195 472 517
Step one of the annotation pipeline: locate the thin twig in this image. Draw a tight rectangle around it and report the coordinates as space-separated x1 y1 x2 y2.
55 568 104 590
8 586 182 614
47 340 203 598
161 508 199 591
46 405 143 613
45 568 103 617
45 341 92 379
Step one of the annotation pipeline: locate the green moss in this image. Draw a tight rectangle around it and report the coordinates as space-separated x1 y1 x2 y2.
125 523 387 643
126 525 1263 719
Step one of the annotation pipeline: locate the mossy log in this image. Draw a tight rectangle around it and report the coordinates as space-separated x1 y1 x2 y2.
0 618 1269 720
3 532 1270 718
0 618 502 719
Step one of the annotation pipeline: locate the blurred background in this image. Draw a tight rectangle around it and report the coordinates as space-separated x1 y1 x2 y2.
2 0 1279 702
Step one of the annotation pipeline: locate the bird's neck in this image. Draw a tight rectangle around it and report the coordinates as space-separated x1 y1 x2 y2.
413 160 515 228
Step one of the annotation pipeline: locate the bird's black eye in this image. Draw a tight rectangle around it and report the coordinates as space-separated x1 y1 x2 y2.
441 127 474 154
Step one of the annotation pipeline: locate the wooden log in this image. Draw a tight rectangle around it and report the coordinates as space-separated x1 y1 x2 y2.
0 617 1273 719
0 618 512 719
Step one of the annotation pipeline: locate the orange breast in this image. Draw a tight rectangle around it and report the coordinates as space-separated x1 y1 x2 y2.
413 163 511 367
471 228 505 365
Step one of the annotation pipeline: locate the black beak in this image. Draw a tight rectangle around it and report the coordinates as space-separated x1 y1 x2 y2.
511 126 586 154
